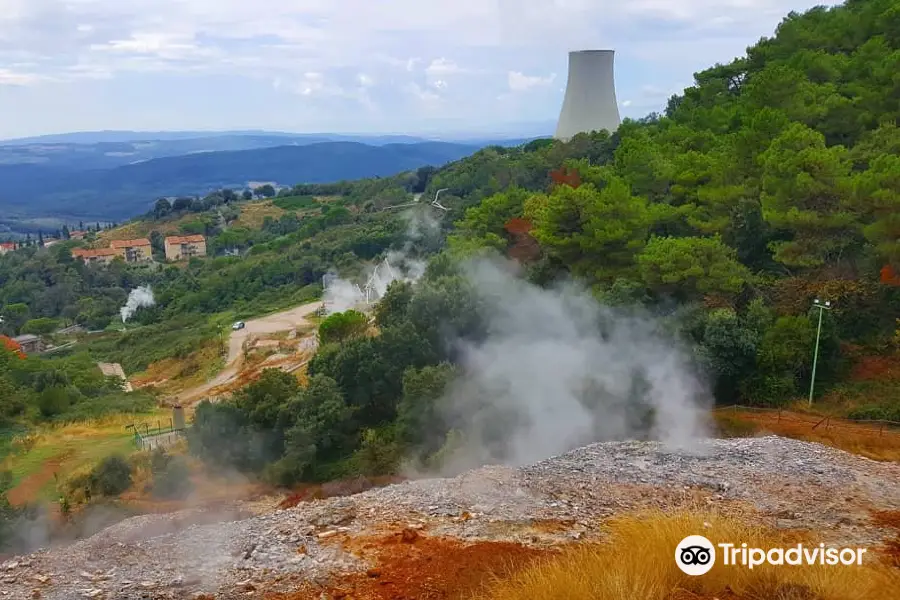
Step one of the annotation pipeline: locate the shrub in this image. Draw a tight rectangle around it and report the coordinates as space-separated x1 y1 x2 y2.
89 455 133 496
37 386 79 418
318 310 369 345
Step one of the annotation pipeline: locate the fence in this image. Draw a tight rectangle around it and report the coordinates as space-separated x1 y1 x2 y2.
713 405 900 437
127 418 186 450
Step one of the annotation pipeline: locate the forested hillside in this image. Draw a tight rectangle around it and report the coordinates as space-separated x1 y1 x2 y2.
2 0 899 493
187 0 900 484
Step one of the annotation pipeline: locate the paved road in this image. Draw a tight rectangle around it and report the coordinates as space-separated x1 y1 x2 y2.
178 300 322 404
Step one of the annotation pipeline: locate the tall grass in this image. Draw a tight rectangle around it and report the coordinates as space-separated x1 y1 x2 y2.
714 409 900 462
481 512 900 600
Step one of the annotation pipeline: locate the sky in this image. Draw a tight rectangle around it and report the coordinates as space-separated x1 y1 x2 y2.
0 0 835 139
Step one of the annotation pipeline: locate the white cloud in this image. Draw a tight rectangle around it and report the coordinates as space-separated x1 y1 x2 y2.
508 70 556 92
0 0 836 136
0 68 46 86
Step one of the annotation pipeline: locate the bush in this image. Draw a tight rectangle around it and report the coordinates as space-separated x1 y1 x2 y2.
847 404 900 422
89 455 133 497
318 310 369 345
37 386 78 418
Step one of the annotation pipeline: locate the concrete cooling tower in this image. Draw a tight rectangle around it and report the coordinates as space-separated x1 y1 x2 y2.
554 49 621 141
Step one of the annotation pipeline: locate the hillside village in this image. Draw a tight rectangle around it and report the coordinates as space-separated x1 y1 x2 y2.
71 234 208 265
2 1 900 598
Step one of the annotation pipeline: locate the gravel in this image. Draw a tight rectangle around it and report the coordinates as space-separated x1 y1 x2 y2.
4 436 899 599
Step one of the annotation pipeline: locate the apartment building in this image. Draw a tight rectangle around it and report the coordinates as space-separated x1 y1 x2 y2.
164 234 206 261
110 238 152 263
71 247 120 265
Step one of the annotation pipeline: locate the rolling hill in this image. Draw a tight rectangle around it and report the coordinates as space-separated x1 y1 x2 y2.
0 140 483 223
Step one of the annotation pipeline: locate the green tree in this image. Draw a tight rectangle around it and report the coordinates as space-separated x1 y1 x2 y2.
21 317 58 335
233 369 301 429
153 198 172 218
396 363 456 452
318 310 369 345
852 153 900 267
637 236 750 299
255 184 276 199
760 123 857 267
526 176 651 282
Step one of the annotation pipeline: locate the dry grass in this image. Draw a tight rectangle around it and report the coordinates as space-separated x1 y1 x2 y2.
97 216 189 242
714 409 900 462
130 337 226 394
480 512 900 600
232 200 285 229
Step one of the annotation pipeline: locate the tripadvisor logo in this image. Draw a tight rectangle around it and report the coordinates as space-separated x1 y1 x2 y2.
675 535 868 576
676 535 716 576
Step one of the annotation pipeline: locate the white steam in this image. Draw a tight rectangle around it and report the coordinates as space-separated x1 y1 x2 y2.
322 206 437 315
430 258 712 474
120 285 155 323
322 273 365 314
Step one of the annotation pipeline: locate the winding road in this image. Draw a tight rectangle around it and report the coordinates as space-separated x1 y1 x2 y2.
177 300 322 404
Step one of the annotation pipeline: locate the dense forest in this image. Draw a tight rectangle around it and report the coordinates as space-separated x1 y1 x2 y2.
2 0 899 488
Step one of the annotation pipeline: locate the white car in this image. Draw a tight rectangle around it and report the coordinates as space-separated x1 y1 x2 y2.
232 321 245 330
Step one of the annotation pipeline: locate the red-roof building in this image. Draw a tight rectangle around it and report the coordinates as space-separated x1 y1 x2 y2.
0 242 16 255
72 247 120 265
164 234 206 261
110 238 152 262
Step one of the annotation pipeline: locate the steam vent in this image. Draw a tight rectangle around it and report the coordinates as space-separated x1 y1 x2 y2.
554 49 621 141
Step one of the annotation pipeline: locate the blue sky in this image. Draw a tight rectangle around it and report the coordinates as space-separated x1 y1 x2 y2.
0 0 833 139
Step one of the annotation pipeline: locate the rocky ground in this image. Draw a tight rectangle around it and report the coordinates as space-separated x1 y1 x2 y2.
3 436 900 599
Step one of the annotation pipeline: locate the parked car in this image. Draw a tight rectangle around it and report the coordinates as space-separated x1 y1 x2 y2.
232 321 245 330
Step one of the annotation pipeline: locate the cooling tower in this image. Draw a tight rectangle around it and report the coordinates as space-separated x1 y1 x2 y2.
554 50 621 141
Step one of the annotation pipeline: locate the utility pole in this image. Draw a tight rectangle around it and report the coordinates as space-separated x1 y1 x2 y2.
809 299 832 407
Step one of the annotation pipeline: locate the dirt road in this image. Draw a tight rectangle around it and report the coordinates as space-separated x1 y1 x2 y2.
178 301 322 404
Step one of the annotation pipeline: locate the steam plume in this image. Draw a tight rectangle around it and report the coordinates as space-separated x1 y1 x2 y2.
120 285 155 323
322 207 437 314
429 258 712 474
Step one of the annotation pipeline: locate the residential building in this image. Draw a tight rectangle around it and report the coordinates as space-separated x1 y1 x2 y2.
70 231 87 240
72 247 120 265
12 334 43 354
164 234 207 261
0 242 15 255
110 238 152 263
43 238 60 248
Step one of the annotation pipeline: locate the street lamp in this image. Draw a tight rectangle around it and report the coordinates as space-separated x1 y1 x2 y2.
809 299 832 407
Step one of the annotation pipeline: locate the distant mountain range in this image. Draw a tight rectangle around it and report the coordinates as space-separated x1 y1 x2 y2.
0 130 547 235
0 141 480 223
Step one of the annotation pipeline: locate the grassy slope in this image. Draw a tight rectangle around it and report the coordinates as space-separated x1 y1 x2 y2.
231 200 285 229
2 411 166 505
